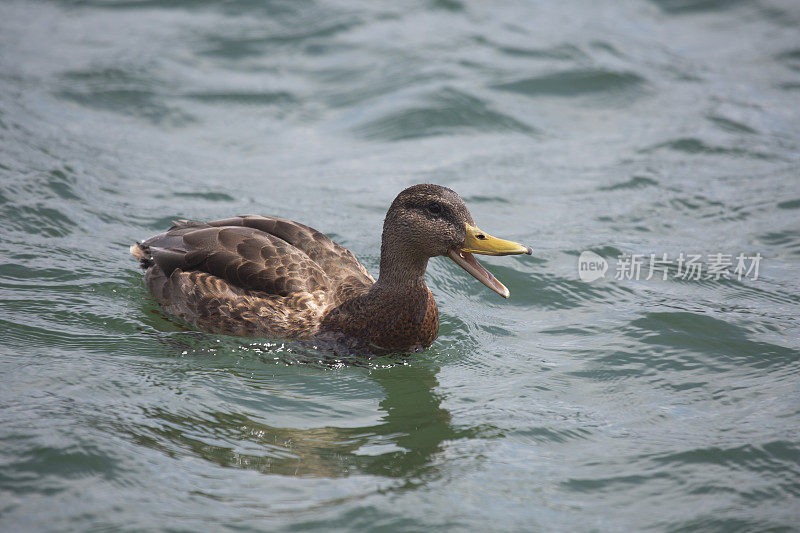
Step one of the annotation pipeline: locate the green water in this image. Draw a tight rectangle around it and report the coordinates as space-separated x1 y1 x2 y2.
1 0 799 531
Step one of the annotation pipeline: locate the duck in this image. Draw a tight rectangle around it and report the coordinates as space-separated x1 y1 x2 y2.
130 183 531 354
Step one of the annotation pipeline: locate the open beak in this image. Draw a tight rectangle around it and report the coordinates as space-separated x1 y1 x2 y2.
447 224 532 298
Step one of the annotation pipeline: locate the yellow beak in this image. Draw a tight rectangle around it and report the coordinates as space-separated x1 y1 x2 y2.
447 224 531 298
461 224 532 256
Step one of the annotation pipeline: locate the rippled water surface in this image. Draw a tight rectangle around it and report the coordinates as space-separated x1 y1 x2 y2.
1 0 799 530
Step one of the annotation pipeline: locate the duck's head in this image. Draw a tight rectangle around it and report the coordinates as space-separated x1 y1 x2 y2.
381 183 532 298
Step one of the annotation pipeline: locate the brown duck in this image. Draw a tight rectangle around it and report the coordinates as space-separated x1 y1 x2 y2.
131 184 531 353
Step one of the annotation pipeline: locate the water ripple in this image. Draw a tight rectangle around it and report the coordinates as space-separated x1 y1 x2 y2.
491 69 646 98
350 87 536 141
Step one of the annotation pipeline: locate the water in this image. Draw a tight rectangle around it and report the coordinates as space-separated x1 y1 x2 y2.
1 0 799 530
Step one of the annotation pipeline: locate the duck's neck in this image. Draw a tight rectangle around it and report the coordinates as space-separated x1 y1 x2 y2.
374 236 430 290
320 236 439 352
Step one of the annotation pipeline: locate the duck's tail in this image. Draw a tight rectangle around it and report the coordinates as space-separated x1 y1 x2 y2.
129 242 154 269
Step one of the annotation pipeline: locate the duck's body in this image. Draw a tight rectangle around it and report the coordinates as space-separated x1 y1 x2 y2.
131 184 530 353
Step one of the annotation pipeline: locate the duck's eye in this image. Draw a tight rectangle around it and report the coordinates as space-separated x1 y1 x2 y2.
427 203 443 216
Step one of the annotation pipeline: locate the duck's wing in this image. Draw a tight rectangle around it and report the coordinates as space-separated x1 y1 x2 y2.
137 216 374 298
205 215 375 287
138 221 328 298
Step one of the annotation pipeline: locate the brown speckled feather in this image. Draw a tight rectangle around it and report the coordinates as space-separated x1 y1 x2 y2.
203 216 373 288
134 216 374 339
318 283 439 353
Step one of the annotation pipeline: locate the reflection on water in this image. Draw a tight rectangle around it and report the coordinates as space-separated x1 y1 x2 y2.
128 356 471 481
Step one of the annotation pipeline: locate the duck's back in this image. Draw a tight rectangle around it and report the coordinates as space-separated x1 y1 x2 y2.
131 215 374 337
